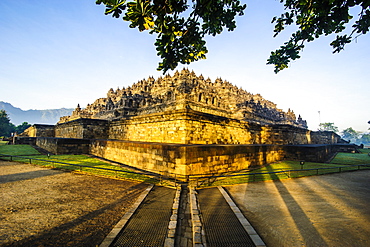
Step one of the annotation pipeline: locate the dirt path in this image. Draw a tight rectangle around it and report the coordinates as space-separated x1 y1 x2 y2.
0 161 148 247
226 170 370 247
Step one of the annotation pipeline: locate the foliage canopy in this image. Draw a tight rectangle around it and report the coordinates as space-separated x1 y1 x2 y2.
97 0 370 73
319 122 339 132
341 127 359 141
341 127 370 144
97 0 246 72
0 110 13 137
0 110 30 137
268 0 370 73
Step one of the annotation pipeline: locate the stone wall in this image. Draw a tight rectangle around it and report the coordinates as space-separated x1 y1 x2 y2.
89 140 286 176
20 124 55 138
270 125 311 145
36 137 90 155
108 110 188 144
54 118 108 139
90 140 187 175
182 111 252 144
183 144 286 175
30 109 341 146
310 131 344 144
91 140 357 177
27 136 356 177
21 107 349 177
284 144 357 163
16 137 37 145
108 109 255 144
107 109 255 144
108 109 312 145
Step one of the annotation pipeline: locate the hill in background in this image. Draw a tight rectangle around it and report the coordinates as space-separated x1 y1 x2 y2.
0 101 73 126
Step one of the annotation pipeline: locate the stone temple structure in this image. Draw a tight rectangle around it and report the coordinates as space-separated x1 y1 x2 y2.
22 69 346 178
59 69 307 130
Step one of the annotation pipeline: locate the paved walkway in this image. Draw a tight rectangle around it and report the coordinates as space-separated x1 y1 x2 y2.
101 170 370 247
226 170 370 247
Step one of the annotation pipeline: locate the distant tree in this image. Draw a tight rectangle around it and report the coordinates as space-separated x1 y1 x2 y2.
359 133 370 144
97 0 370 73
319 122 339 133
0 110 15 137
15 122 31 134
341 126 370 145
341 127 359 143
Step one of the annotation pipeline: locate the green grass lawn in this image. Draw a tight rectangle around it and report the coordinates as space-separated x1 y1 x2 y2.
0 144 40 155
2 145 370 187
199 151 370 187
0 141 9 145
331 150 370 165
0 145 157 184
33 154 157 183
203 160 357 187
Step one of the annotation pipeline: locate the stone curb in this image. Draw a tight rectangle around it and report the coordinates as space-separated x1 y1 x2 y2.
164 186 181 247
189 186 207 247
217 186 266 247
99 184 154 247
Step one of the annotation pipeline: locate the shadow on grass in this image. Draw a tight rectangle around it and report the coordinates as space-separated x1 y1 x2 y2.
1 154 159 185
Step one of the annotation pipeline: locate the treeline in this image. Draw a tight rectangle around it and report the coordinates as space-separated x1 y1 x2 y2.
0 110 30 137
341 127 370 145
319 123 370 145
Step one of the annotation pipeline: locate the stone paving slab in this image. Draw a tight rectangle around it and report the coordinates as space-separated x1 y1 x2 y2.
175 185 193 247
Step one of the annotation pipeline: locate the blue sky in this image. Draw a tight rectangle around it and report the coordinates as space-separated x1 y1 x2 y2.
0 0 369 132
